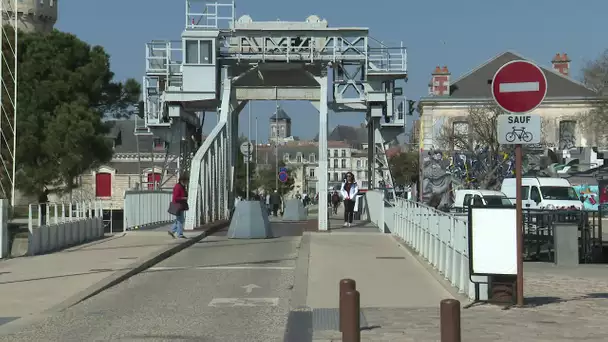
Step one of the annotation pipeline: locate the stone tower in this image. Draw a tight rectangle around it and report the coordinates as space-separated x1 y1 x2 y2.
2 0 58 33
269 107 291 143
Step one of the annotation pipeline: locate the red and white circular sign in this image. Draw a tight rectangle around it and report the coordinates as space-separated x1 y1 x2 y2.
491 60 548 114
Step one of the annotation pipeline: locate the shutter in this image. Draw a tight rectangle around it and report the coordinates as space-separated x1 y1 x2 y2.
95 173 112 197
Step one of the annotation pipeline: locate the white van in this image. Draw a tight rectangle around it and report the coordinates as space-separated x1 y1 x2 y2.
452 189 512 212
500 177 582 210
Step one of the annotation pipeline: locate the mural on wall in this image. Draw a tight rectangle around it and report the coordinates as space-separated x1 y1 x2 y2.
572 185 599 211
558 120 577 150
420 149 452 207
420 147 548 207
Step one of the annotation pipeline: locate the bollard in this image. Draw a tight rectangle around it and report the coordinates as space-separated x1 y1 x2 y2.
440 299 461 342
342 290 360 342
339 278 356 332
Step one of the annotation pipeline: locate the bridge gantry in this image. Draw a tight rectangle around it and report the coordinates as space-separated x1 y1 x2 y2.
142 0 408 231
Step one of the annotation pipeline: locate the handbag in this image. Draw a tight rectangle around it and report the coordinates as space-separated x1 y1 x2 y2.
168 202 182 216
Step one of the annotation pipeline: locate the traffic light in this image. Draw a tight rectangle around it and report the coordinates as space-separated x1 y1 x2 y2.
407 100 416 115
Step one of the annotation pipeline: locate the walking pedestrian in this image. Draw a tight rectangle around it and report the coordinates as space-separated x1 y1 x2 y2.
168 174 189 239
340 172 358 227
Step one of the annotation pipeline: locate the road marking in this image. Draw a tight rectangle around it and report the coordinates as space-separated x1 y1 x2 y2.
208 297 279 307
242 284 261 294
498 81 539 93
148 266 294 271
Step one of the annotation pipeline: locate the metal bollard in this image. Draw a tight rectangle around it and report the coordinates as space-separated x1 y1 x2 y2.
342 290 360 342
339 278 356 332
440 299 461 342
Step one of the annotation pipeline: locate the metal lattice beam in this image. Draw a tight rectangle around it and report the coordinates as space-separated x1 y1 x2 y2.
0 0 18 206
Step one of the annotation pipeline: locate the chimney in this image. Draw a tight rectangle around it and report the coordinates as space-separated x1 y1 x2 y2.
552 53 571 76
430 66 450 96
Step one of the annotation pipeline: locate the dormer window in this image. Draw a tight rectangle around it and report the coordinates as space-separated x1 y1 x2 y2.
309 153 316 163
153 137 166 150
296 153 302 163
283 153 290 162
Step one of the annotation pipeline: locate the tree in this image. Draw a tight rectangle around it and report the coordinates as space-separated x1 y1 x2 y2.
388 151 419 186
580 49 608 145
256 161 295 196
436 105 515 189
2 27 140 197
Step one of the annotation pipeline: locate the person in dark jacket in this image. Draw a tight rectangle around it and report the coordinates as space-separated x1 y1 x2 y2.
168 175 189 239
269 189 282 216
38 187 49 226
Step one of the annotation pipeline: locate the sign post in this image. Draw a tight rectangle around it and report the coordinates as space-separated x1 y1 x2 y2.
240 142 254 200
492 60 547 307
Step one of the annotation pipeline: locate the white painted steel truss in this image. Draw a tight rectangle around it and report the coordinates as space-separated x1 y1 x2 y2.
0 0 18 206
144 0 408 230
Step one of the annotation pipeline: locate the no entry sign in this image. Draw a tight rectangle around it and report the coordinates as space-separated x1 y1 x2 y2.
491 60 547 113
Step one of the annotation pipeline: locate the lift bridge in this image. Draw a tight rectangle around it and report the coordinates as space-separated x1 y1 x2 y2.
141 0 407 231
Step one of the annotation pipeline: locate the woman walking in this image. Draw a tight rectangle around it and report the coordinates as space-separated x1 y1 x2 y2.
168 174 189 239
340 172 358 227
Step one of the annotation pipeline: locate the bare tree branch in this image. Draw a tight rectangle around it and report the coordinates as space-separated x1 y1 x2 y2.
580 49 608 147
437 105 516 189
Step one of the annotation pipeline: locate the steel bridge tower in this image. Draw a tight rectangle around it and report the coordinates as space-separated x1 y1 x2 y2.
142 0 408 231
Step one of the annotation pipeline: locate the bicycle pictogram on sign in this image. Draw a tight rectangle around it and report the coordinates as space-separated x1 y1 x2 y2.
505 126 533 143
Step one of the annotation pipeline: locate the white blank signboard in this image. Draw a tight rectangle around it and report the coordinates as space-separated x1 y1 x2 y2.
470 207 518 275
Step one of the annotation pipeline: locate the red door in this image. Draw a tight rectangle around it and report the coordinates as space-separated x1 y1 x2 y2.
147 173 161 190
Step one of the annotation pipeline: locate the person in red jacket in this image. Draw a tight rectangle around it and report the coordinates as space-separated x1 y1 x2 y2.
168 175 189 239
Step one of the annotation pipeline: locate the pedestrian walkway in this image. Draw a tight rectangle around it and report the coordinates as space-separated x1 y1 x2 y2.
0 229 213 333
305 234 608 341
286 232 453 341
306 233 452 309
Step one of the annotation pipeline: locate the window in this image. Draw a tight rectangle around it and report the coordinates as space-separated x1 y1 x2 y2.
472 195 483 206
341 159 346 168
356 160 361 168
147 173 161 190
199 40 212 64
270 124 276 137
283 153 290 162
185 40 198 64
333 173 339 181
463 194 473 206
95 173 112 197
452 121 469 150
296 153 302 163
333 159 338 168
309 168 315 178
558 120 576 150
530 186 541 202
333 150 338 157
341 173 346 181
309 153 315 163
152 138 165 150
540 186 578 201
520 186 530 200
341 149 346 157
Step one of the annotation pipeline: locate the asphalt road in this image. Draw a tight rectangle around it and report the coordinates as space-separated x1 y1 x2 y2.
0 234 301 342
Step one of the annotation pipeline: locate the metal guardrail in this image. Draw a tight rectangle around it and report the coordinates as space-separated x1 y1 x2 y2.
26 201 104 256
390 198 476 299
123 190 173 231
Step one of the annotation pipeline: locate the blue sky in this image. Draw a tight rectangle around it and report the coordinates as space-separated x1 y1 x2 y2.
56 0 607 142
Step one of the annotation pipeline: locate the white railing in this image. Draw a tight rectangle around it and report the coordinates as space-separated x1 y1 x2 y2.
364 191 487 300
27 201 104 256
123 190 174 231
185 78 233 230
367 38 407 74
